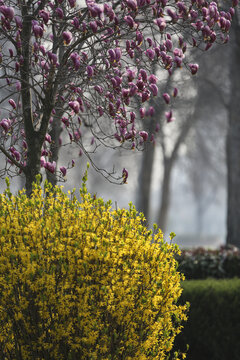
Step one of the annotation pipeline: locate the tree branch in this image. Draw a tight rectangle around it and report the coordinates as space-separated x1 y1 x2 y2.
0 145 25 172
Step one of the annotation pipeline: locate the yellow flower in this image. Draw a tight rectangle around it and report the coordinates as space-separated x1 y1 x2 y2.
0 179 187 359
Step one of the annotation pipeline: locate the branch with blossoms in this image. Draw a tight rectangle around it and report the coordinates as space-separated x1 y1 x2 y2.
0 0 237 195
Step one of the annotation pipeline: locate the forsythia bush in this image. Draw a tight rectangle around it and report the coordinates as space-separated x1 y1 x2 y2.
0 177 187 360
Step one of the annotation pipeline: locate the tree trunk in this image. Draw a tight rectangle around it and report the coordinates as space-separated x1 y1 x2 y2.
157 159 172 232
226 16 240 247
46 111 63 186
157 113 195 232
24 134 42 197
137 100 159 222
137 139 155 221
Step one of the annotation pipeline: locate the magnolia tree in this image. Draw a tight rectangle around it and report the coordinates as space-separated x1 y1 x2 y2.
0 0 237 196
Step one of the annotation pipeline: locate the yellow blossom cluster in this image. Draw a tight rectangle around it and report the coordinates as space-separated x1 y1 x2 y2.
0 178 187 359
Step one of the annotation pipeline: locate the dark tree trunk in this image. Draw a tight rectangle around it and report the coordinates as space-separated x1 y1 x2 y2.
46 110 63 186
226 16 240 247
25 134 42 197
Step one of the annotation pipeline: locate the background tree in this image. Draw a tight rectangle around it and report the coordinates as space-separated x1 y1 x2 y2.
137 70 198 230
227 10 240 247
137 18 232 232
0 0 236 197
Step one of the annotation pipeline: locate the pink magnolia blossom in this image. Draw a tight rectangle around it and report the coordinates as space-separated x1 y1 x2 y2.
32 22 43 38
173 87 178 97
162 93 170 104
68 0 76 8
69 101 80 113
62 31 73 45
148 74 158 84
126 68 136 82
142 90 150 102
122 168 128 183
145 49 155 60
130 111 136 122
114 133 122 142
39 10 50 24
40 156 46 167
114 48 122 62
165 39 173 51
147 106 155 116
165 110 175 123
97 106 104 116
9 99 16 109
126 0 138 11
124 15 135 28
154 17 166 31
74 129 81 141
15 16 22 28
39 45 46 55
90 21 98 33
45 134 52 143
140 69 148 81
0 118 11 132
86 65 94 78
149 84 158 96
0 6 14 21
55 8 64 18
189 63 199 75
0 0 235 190
139 131 148 141
139 107 146 118
44 161 56 173
48 52 58 65
167 8 179 22
60 166 67 176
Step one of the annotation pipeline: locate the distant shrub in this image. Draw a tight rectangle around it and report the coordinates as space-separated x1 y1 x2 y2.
0 178 187 360
176 246 240 279
174 278 240 360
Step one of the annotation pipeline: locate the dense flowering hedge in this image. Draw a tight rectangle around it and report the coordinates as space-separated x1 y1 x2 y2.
0 178 187 360
176 246 240 279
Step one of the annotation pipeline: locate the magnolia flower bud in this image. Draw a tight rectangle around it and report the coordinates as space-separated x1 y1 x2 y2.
139 107 146 118
149 84 158 96
154 17 166 31
140 69 148 81
86 65 94 78
0 118 11 132
162 93 170 104
122 168 128 183
9 99 16 109
60 166 67 176
62 31 73 45
32 22 43 38
55 7 64 18
39 10 50 24
0 6 14 20
139 131 148 141
124 15 135 28
40 156 46 167
189 63 199 75
68 0 76 8
165 110 175 123
44 161 56 173
173 87 178 97
45 134 52 143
